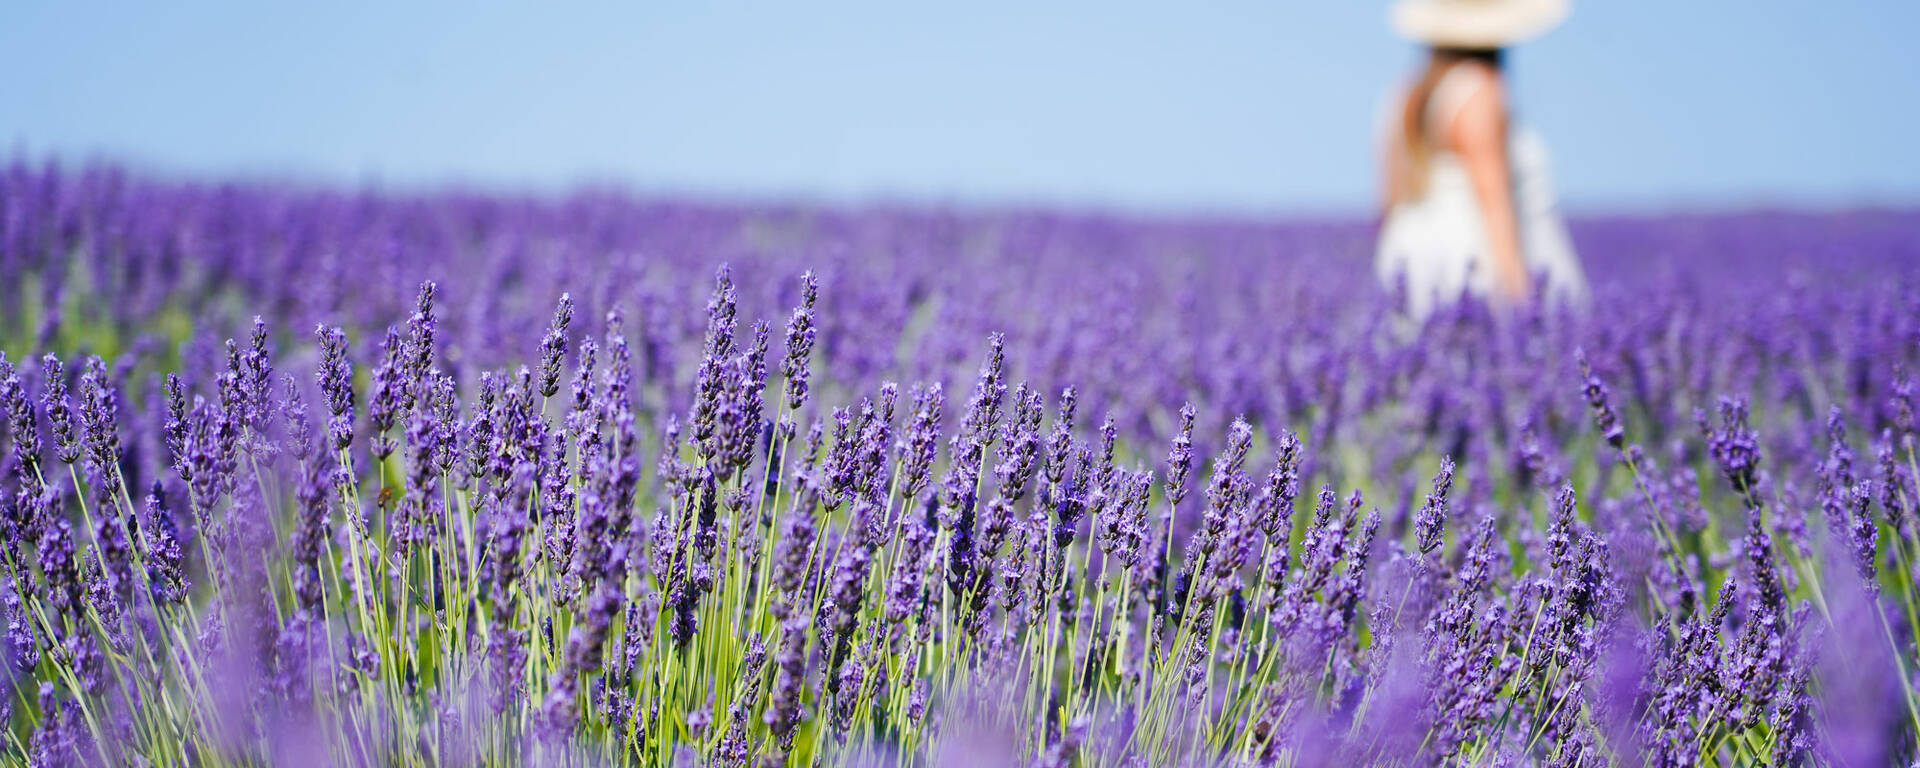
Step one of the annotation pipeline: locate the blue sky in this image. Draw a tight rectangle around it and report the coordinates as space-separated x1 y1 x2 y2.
6 2 1918 214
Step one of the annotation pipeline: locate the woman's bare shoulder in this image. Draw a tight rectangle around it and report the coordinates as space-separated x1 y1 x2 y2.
1434 61 1503 118
1439 65 1507 152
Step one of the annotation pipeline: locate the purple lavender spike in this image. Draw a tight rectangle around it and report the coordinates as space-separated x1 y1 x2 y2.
535 293 573 399
780 271 819 412
315 325 355 452
40 355 79 465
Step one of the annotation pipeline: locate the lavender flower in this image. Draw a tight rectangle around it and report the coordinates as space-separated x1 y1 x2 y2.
691 265 739 460
897 383 943 503
763 615 809 750
140 483 188 606
237 316 275 433
401 281 439 409
315 324 355 451
1699 396 1761 497
992 383 1044 504
367 325 404 460
1043 386 1077 492
780 271 819 411
1164 402 1198 510
1413 456 1454 555
939 333 1006 515
75 356 122 498
1576 348 1626 450
536 293 573 399
40 354 79 465
0 167 1914 764
0 354 42 475
1875 430 1909 537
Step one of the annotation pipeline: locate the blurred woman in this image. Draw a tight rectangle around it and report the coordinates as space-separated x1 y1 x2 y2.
1376 0 1587 318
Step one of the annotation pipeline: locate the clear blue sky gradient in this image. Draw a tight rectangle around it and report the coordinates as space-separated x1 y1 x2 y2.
7 2 1919 214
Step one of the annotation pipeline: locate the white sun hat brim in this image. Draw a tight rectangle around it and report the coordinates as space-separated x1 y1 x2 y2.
1390 0 1570 48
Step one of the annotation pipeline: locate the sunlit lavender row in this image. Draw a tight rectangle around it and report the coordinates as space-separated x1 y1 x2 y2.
2 163 1920 766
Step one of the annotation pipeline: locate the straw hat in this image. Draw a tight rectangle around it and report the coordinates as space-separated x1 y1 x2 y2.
1390 0 1569 48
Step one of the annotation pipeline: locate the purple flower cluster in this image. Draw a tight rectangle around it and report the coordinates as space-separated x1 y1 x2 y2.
0 163 1914 764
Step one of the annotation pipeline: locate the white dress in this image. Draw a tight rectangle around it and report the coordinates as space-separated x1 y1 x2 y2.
1375 65 1588 318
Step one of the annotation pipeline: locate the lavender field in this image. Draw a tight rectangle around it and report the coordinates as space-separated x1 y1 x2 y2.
2 163 1919 766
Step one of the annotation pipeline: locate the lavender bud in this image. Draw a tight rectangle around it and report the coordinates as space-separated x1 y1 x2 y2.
401 281 440 409
0 355 41 474
1699 396 1761 496
898 383 944 502
368 325 404 460
1165 403 1198 509
40 355 79 465
315 324 355 451
536 293 573 399
1576 348 1625 450
1413 456 1454 555
74 356 121 498
780 271 819 412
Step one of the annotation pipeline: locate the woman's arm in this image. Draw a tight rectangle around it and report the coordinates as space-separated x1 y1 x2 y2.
1448 72 1531 306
